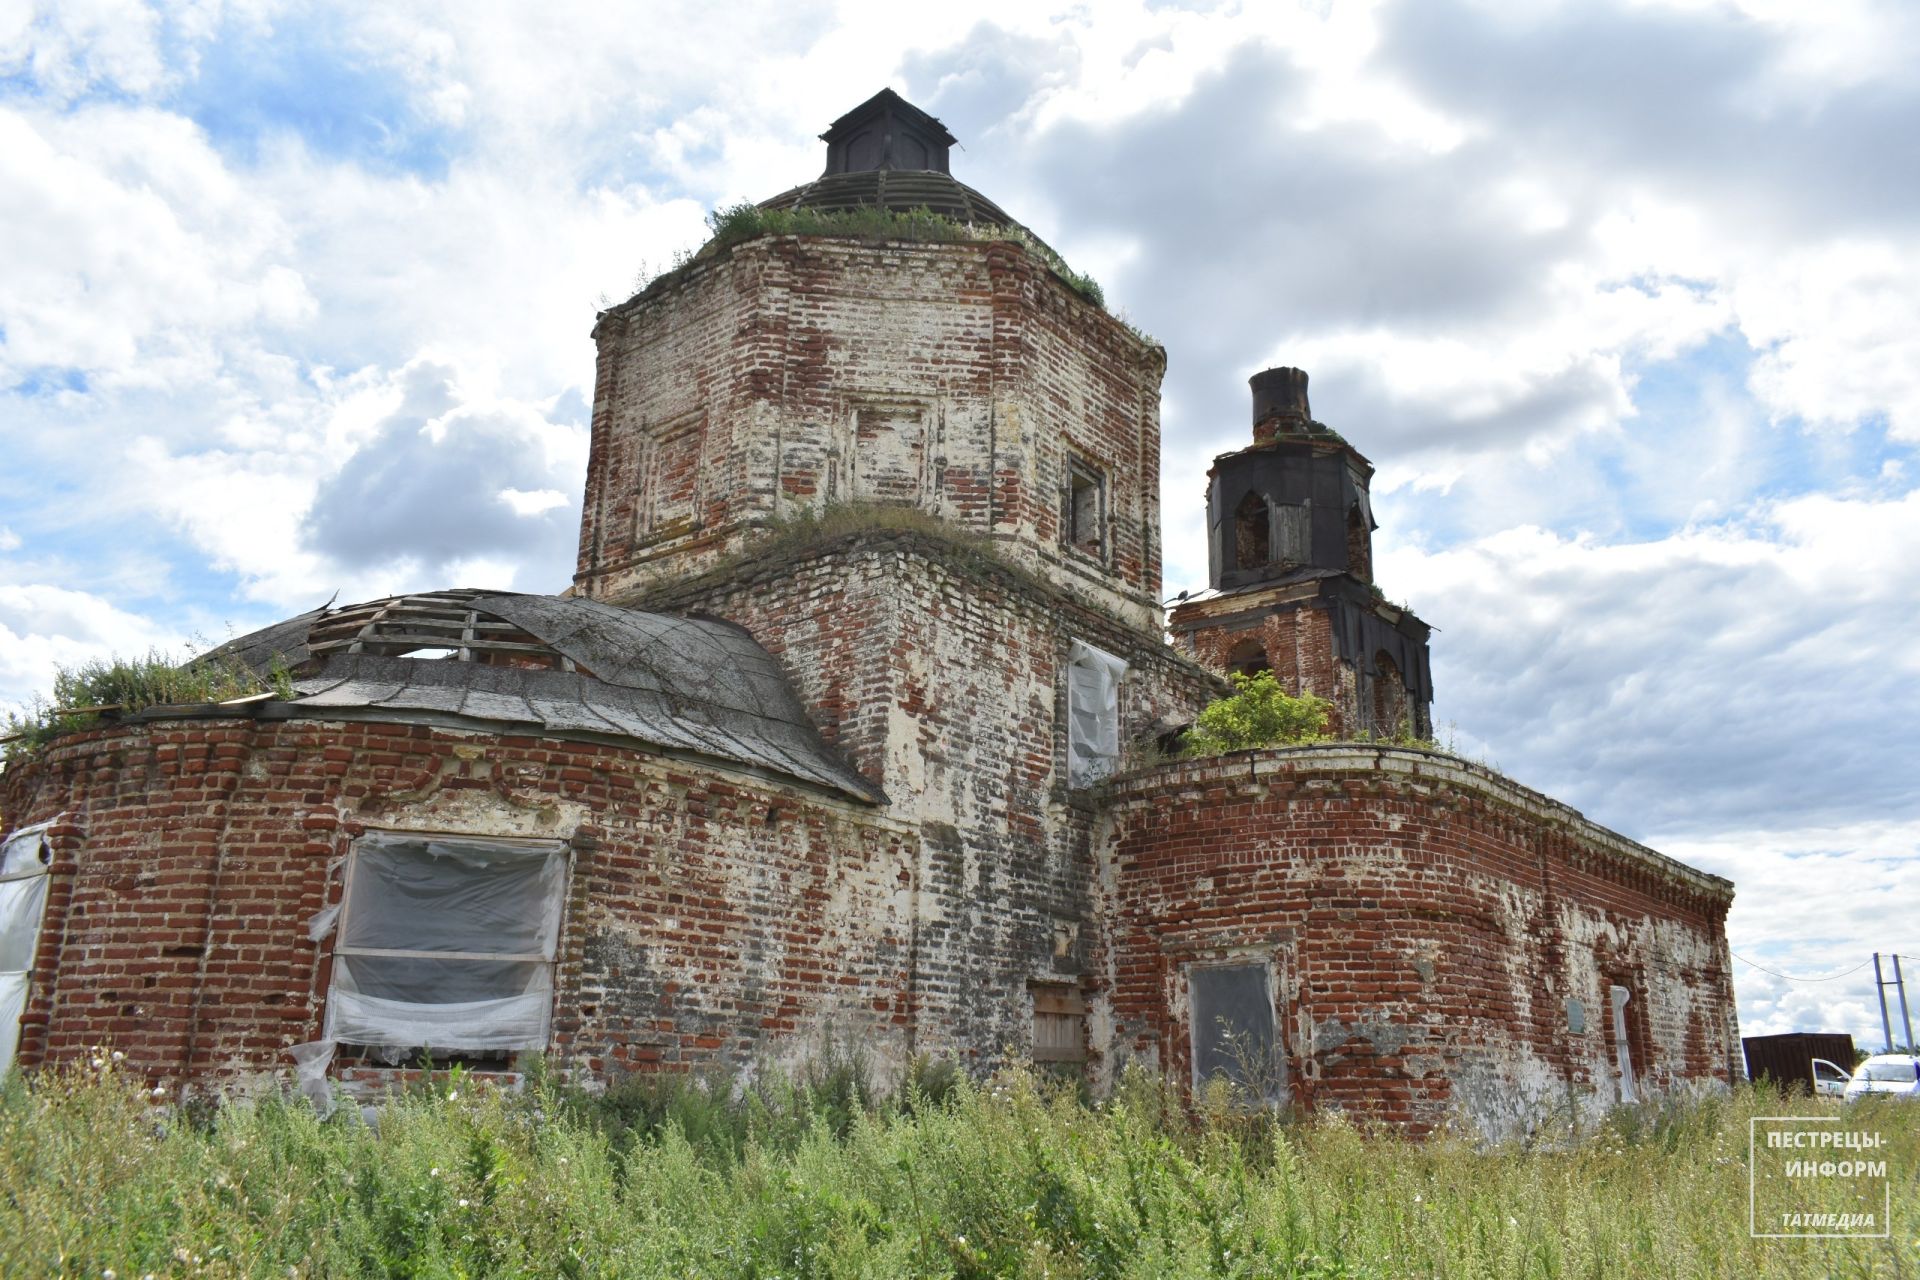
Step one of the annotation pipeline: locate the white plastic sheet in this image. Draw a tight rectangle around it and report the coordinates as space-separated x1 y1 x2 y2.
323 833 567 1052
287 1040 337 1115
1066 641 1129 788
0 821 52 1079
1610 985 1637 1104
0 972 28 1080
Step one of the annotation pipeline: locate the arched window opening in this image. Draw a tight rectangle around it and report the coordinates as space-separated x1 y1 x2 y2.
1371 651 1409 739
1227 639 1270 678
1347 503 1372 583
1234 491 1270 569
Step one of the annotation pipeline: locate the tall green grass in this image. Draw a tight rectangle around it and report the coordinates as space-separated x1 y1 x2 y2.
0 1057 1912 1278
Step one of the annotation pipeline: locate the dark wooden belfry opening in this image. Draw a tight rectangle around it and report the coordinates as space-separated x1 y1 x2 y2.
1347 503 1372 583
1234 491 1270 569
1372 651 1409 738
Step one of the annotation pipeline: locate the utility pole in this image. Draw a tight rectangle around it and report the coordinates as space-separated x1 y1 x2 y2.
1875 953 1894 1053
1895 954 1916 1052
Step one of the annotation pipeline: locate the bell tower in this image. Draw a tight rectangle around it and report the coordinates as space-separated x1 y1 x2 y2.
1170 367 1433 738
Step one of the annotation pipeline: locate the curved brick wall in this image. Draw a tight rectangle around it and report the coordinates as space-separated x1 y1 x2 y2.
1092 745 1738 1137
0 715 914 1094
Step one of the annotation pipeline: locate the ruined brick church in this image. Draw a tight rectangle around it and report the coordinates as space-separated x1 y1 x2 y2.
0 91 1739 1136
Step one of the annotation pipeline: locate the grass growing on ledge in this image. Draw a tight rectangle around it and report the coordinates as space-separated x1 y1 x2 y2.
1 1058 1912 1278
644 202 1114 313
664 500 1062 610
1 649 292 761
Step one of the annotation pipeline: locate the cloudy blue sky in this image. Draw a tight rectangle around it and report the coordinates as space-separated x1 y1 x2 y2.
2 0 1916 1051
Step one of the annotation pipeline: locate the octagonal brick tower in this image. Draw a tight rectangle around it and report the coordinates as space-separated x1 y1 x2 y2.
573 89 1168 632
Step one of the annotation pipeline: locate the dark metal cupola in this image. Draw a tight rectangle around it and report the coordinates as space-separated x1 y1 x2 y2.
758 88 1018 228
1206 367 1378 591
821 88 956 174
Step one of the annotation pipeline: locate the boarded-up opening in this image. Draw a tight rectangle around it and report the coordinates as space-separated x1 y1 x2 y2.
1274 502 1311 566
1189 962 1283 1101
1030 981 1086 1064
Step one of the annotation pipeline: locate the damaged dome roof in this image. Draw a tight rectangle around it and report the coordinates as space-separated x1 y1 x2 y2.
200 589 882 803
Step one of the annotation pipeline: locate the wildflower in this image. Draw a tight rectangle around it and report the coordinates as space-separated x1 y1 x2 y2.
458 1199 470 1208
429 1167 442 1178
103 1270 117 1279
151 1086 167 1099
447 1091 458 1100
110 1050 125 1062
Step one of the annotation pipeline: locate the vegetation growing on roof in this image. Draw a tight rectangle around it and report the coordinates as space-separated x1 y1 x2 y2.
629 202 1116 313
1 650 293 761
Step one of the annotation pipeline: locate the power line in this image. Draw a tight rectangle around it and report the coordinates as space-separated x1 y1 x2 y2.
1732 953 1877 983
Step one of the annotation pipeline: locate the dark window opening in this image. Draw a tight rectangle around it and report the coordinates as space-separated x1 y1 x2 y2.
1031 982 1086 1064
1234 491 1270 569
1371 652 1409 738
1189 963 1283 1102
1065 460 1105 556
1347 503 1372 583
1227 639 1270 678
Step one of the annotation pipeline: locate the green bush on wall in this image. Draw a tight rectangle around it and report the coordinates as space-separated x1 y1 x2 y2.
1184 670 1332 758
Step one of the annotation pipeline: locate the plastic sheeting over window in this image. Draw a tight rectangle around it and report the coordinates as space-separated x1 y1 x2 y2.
1190 962 1283 1102
0 822 53 1077
323 833 568 1053
1610 984 1638 1104
1066 641 1129 788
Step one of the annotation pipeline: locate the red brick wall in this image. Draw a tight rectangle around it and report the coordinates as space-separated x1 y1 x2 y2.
630 531 1222 1063
0 717 914 1092
1094 747 1738 1137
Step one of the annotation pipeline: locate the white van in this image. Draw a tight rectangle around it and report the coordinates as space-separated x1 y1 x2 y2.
1844 1054 1920 1102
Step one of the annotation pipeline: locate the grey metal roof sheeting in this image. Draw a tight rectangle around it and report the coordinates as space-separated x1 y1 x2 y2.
199 591 882 803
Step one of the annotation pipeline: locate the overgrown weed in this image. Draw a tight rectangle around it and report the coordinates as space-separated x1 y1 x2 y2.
0 1055 1912 1277
2 649 292 761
